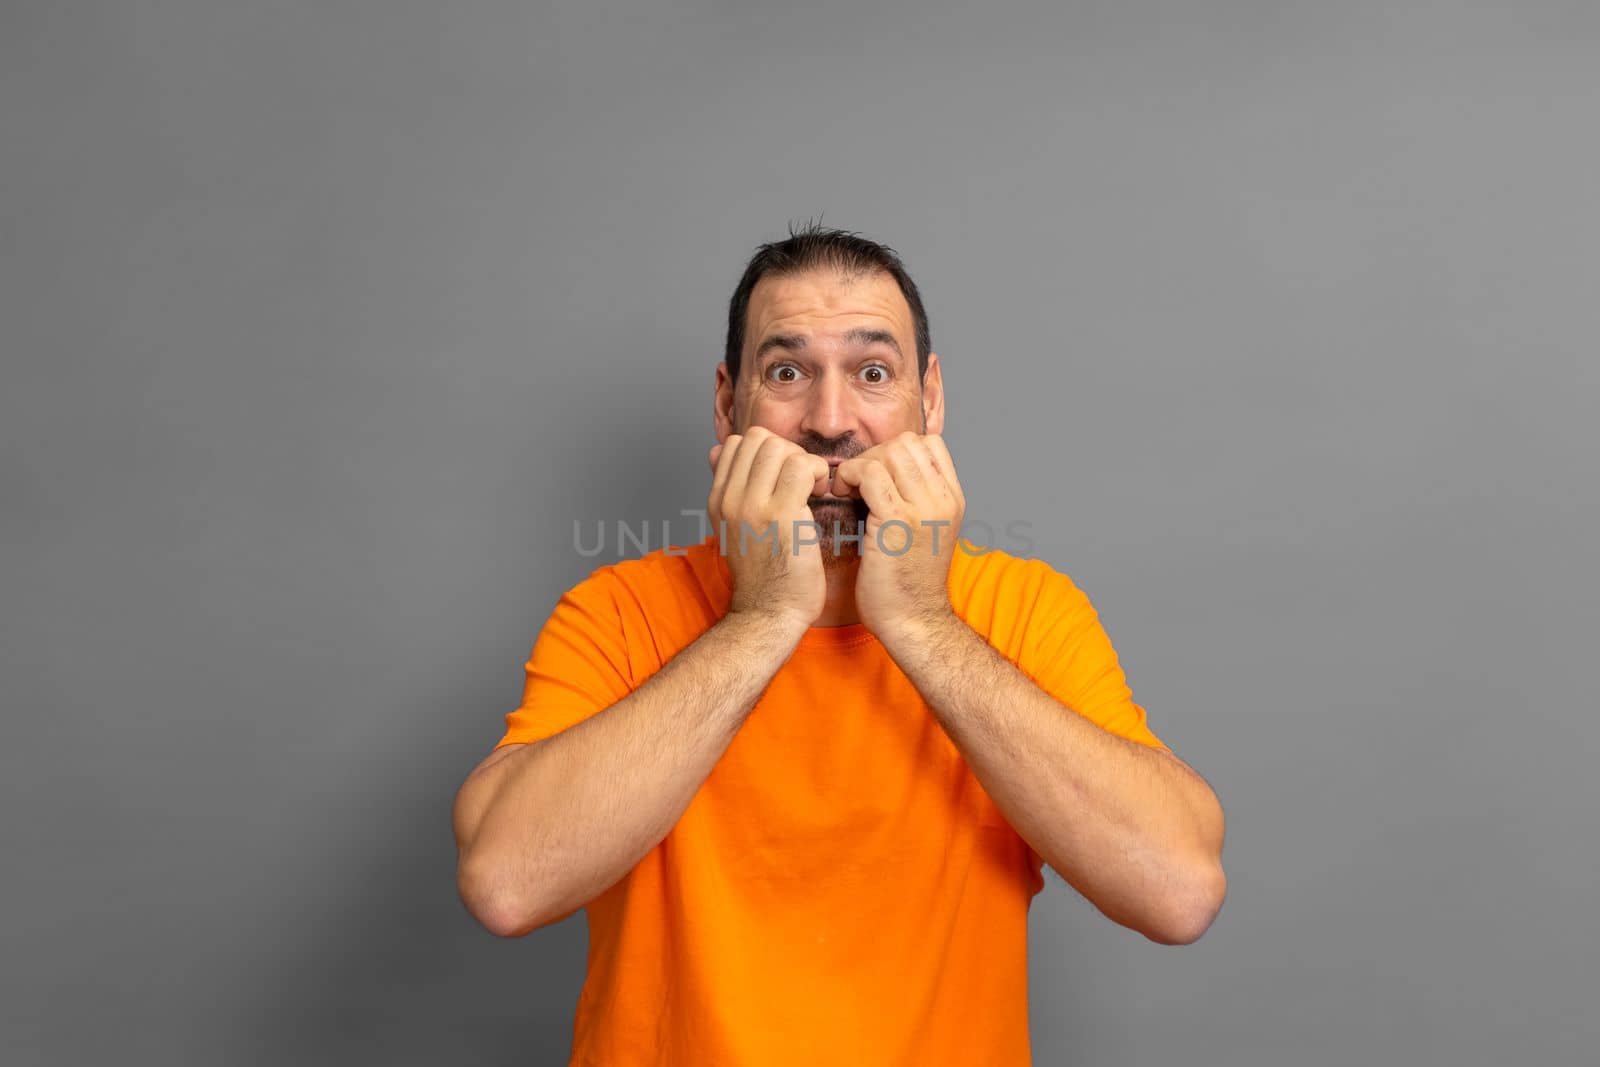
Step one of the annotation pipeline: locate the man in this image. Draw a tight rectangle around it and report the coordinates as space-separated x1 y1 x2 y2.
452 224 1227 1064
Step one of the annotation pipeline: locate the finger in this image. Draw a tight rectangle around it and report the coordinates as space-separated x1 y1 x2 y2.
902 436 954 510
855 460 905 520
708 434 743 522
708 442 723 473
777 451 830 510
921 434 965 509
813 464 841 500
832 442 888 495
881 435 931 504
744 434 799 507
817 455 868 499
720 426 772 519
836 459 904 517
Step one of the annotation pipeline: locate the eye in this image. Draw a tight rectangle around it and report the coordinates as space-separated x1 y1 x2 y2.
859 364 889 384
768 364 801 384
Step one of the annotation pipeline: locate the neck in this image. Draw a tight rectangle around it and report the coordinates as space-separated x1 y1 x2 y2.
814 555 862 627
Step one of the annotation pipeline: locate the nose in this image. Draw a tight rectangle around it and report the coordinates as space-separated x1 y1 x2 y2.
799 367 856 441
798 371 862 500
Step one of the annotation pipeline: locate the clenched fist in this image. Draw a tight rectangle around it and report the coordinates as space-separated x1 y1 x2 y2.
707 427 832 631
832 431 966 637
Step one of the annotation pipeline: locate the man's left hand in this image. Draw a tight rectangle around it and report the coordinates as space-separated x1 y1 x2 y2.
833 431 966 638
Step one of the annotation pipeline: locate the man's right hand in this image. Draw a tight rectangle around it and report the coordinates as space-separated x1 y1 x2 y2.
707 427 829 631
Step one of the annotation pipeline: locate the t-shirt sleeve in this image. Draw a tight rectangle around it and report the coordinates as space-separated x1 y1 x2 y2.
1020 567 1170 754
494 567 635 749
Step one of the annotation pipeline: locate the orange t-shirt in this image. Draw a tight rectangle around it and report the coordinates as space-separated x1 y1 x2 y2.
495 535 1168 1066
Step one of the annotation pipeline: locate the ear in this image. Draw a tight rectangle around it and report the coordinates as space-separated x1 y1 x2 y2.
713 361 736 443
920 352 945 435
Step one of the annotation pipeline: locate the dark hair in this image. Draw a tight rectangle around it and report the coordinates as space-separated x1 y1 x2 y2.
723 219 932 386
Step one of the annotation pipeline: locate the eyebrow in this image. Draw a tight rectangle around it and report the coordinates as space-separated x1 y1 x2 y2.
755 327 904 363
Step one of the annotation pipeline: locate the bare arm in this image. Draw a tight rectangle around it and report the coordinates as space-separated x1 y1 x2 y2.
455 427 830 938
882 611 1226 945
453 608 805 937
836 432 1226 944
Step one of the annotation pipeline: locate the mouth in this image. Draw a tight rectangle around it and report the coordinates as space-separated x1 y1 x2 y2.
811 462 853 501
804 456 869 525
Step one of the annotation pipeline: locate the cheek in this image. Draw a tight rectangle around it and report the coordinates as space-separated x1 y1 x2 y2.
741 395 804 433
860 399 923 437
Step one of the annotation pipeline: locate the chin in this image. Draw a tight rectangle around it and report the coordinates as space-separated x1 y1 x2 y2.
807 497 868 523
807 498 869 561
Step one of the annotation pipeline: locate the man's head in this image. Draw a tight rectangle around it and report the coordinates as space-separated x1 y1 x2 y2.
714 223 944 561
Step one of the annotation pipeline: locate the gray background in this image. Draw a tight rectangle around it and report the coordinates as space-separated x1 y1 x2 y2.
3 1 1595 1064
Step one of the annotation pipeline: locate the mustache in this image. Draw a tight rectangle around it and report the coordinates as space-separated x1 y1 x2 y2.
796 431 865 464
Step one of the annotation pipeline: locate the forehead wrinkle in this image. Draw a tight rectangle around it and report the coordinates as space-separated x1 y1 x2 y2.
751 314 913 369
754 325 903 364
746 271 914 364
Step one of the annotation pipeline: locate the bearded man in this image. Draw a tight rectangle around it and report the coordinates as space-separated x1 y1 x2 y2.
453 223 1227 1065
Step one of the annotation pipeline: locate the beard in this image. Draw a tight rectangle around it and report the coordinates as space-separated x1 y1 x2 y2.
791 430 870 567
806 497 871 568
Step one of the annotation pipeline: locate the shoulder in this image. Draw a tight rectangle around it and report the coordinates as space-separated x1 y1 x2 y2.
949 542 1089 624
565 535 720 595
606 535 725 601
554 536 728 646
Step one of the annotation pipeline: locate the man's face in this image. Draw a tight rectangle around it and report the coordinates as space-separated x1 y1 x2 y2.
714 267 945 559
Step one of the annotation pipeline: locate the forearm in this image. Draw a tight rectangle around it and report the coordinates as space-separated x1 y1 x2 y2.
882 612 1226 944
458 610 804 936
